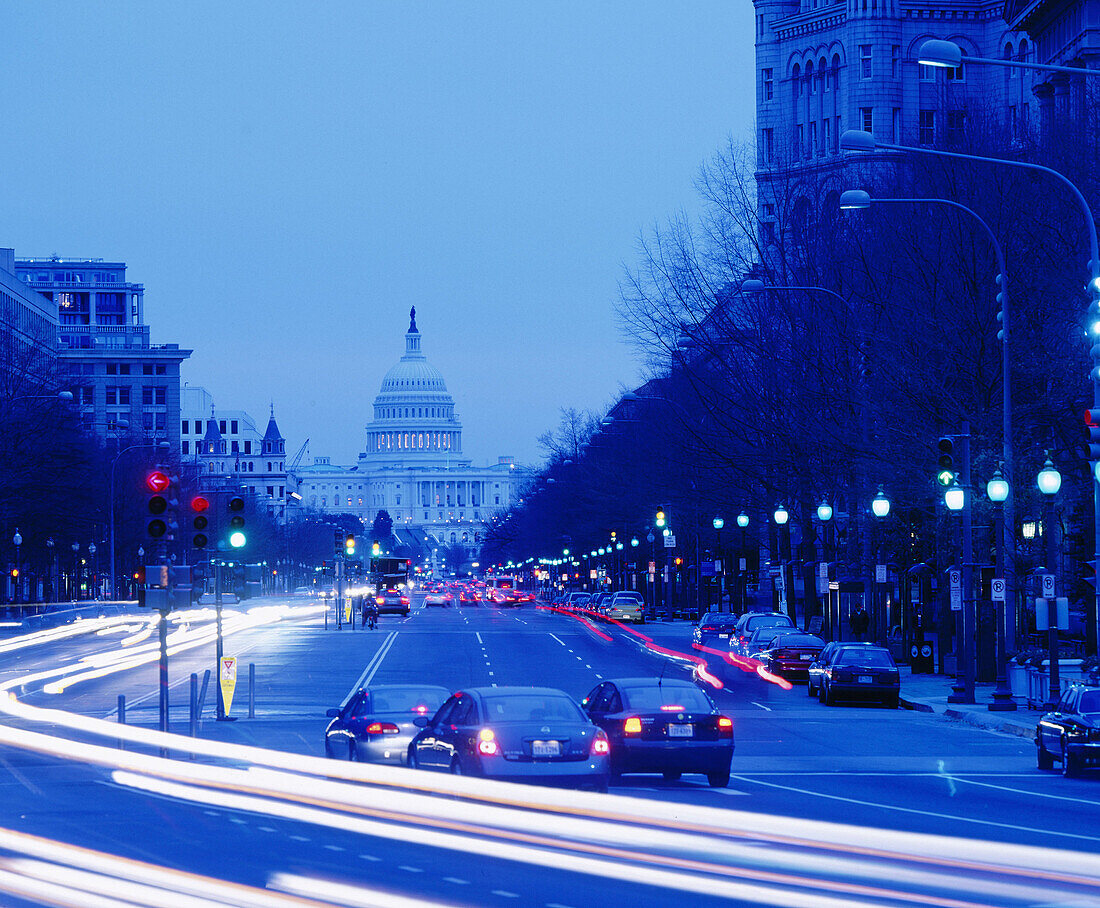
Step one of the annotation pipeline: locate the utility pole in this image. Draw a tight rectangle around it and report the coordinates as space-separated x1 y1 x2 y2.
948 423 976 704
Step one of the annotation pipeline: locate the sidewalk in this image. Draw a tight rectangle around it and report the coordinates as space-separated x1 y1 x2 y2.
899 667 1037 740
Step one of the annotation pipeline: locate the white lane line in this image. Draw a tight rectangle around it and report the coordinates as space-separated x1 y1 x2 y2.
950 775 1100 807
323 844 344 852
228 817 247 825
359 854 380 862
595 674 603 679
751 701 772 711
476 632 484 645
288 835 309 842
730 775 1100 844
708 788 751 796
489 671 495 676
258 826 276 833
491 682 498 687
492 891 519 899
549 634 566 646
546 903 577 908
443 877 470 885
585 665 592 669
203 810 219 817
398 865 423 873
345 631 399 700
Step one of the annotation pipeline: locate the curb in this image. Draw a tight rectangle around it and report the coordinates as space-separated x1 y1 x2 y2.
901 696 1035 739
899 697 934 713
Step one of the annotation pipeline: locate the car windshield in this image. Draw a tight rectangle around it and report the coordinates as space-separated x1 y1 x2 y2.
1078 691 1100 714
621 686 713 712
367 688 448 714
836 649 896 668
481 694 586 723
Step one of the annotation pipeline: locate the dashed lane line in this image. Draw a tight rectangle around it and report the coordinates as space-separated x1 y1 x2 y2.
492 891 520 899
752 701 772 711
398 866 423 873
549 634 566 646
443 877 470 885
476 632 484 645
359 854 380 862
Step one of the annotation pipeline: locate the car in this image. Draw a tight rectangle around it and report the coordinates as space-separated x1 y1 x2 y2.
375 588 410 616
807 641 876 697
817 644 900 707
743 625 793 659
591 592 614 615
408 686 610 791
582 677 733 787
424 591 452 607
729 612 796 656
1036 683 1100 776
291 586 314 598
607 591 645 623
694 612 738 648
324 684 451 763
757 632 826 679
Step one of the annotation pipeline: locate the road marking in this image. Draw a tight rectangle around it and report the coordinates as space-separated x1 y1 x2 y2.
549 634 566 646
708 788 751 796
346 631 398 699
546 903 577 908
476 632 484 645
729 775 1100 844
492 891 519 898
359 854 380 862
443 877 470 885
751 702 772 711
203 810 219 817
258 826 276 833
951 775 1100 807
595 674 602 679
585 665 592 669
323 844 344 852
288 835 309 842
399 865 423 873
228 817 247 825
489 671 494 676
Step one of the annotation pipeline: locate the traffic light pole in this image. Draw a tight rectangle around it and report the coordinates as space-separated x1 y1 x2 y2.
948 424 976 705
158 606 170 740
215 558 226 720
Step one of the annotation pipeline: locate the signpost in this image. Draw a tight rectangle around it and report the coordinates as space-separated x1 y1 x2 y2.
949 568 962 612
220 656 238 716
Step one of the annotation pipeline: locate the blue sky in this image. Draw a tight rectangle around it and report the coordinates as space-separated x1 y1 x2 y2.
2 2 754 465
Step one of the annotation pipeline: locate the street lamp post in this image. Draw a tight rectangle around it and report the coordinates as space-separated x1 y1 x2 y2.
945 423 976 705
46 537 55 604
1038 454 1063 710
71 542 79 600
737 512 749 612
773 504 792 621
841 127 1100 655
88 543 97 600
12 529 21 605
712 517 724 611
816 501 833 638
871 487 891 644
987 466 1017 711
647 530 656 618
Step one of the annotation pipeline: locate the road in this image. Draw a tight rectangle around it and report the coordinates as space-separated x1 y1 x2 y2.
0 596 1097 907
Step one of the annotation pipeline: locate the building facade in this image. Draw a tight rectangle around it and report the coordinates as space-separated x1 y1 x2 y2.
181 385 289 523
0 248 58 384
14 255 190 448
291 309 528 553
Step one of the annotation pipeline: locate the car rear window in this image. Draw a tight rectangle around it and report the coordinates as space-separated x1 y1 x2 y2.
620 686 713 712
748 615 794 630
1079 690 1100 714
368 688 448 713
773 635 824 648
481 694 585 723
613 593 644 604
836 648 895 668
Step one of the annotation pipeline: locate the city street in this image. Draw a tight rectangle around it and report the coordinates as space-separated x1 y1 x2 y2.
1 597 1098 906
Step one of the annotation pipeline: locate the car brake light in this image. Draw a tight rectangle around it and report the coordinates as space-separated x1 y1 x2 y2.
375 596 385 605
366 722 400 735
478 728 498 755
401 596 409 604
623 716 642 735
592 734 610 755
414 705 429 714
718 716 733 729
659 705 684 711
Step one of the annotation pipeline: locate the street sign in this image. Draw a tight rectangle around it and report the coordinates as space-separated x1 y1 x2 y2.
663 534 676 548
876 564 886 583
1041 573 1055 598
589 569 597 579
818 562 828 579
991 578 1006 602
739 558 747 571
220 656 238 715
648 560 656 574
949 568 962 612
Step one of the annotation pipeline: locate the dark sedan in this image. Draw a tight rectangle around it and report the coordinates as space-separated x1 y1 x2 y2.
375 588 410 616
582 677 733 787
1036 683 1100 776
694 613 739 649
818 644 900 707
408 686 610 791
729 612 796 656
807 641 876 697
758 632 826 680
325 684 451 763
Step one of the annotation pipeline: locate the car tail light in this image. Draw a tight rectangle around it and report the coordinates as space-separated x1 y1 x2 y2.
375 596 385 605
401 596 409 605
717 715 733 736
623 716 642 735
366 722 399 735
659 705 684 711
701 626 716 634
478 728 498 756
591 733 610 755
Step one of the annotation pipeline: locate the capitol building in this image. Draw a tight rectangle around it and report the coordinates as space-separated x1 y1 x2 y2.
290 309 528 554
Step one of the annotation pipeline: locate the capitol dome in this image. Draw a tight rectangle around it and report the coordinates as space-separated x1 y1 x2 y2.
363 308 464 461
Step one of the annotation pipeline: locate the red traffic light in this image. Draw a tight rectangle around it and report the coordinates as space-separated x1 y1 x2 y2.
191 495 210 512
145 471 170 493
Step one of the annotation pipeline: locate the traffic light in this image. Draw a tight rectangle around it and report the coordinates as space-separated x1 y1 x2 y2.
228 496 246 548
190 495 210 549
345 534 356 556
936 437 955 486
1085 409 1100 461
169 564 192 607
372 541 381 556
146 470 170 538
655 508 666 528
334 529 344 557
995 273 1006 342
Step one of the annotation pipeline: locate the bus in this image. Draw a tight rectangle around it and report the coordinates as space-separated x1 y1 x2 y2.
371 557 411 593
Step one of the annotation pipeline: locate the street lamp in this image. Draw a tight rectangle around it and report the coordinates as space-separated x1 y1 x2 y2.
816 501 833 523
11 529 21 605
773 505 792 619
1038 453 1063 710
842 125 1100 652
46 537 55 604
918 38 1100 78
871 486 891 518
986 465 1016 711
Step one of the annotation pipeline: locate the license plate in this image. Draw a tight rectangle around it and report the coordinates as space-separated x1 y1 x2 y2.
719 633 729 638
531 741 560 757
858 675 873 684
800 654 813 660
668 724 693 738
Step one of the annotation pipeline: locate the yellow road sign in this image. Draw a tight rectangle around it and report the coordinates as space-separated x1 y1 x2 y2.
220 656 238 715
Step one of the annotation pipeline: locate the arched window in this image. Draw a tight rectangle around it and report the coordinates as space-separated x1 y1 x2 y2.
806 60 815 94
819 56 828 91
792 63 801 100
831 54 841 94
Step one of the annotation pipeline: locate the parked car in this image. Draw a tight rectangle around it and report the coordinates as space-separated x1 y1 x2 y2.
581 677 733 787
807 641 876 698
757 632 826 680
408 686 609 791
607 591 645 623
817 644 900 707
1036 682 1100 776
694 613 739 648
730 612 796 657
325 685 451 763
743 625 793 660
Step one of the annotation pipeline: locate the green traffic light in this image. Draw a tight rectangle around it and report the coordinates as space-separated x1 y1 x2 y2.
937 469 955 486
229 531 246 548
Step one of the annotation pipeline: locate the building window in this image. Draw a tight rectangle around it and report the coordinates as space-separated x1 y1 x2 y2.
892 108 900 143
219 420 226 433
143 364 153 375
231 420 238 434
833 116 840 152
809 121 818 156
194 420 202 434
860 107 873 134
760 127 774 164
156 365 165 375
119 364 130 375
919 110 935 145
822 118 831 155
947 110 965 143
182 420 189 435
231 440 239 453
762 68 773 101
155 387 165 405
792 63 801 99
859 45 871 79
795 124 804 157
182 441 189 455
948 62 965 82
891 45 900 78
244 440 251 454
919 63 935 82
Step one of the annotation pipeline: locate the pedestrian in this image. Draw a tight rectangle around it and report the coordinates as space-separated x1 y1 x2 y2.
849 604 870 641
362 598 378 630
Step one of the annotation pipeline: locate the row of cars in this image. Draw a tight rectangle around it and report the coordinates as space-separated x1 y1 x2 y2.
694 610 901 707
324 677 734 789
550 590 646 623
